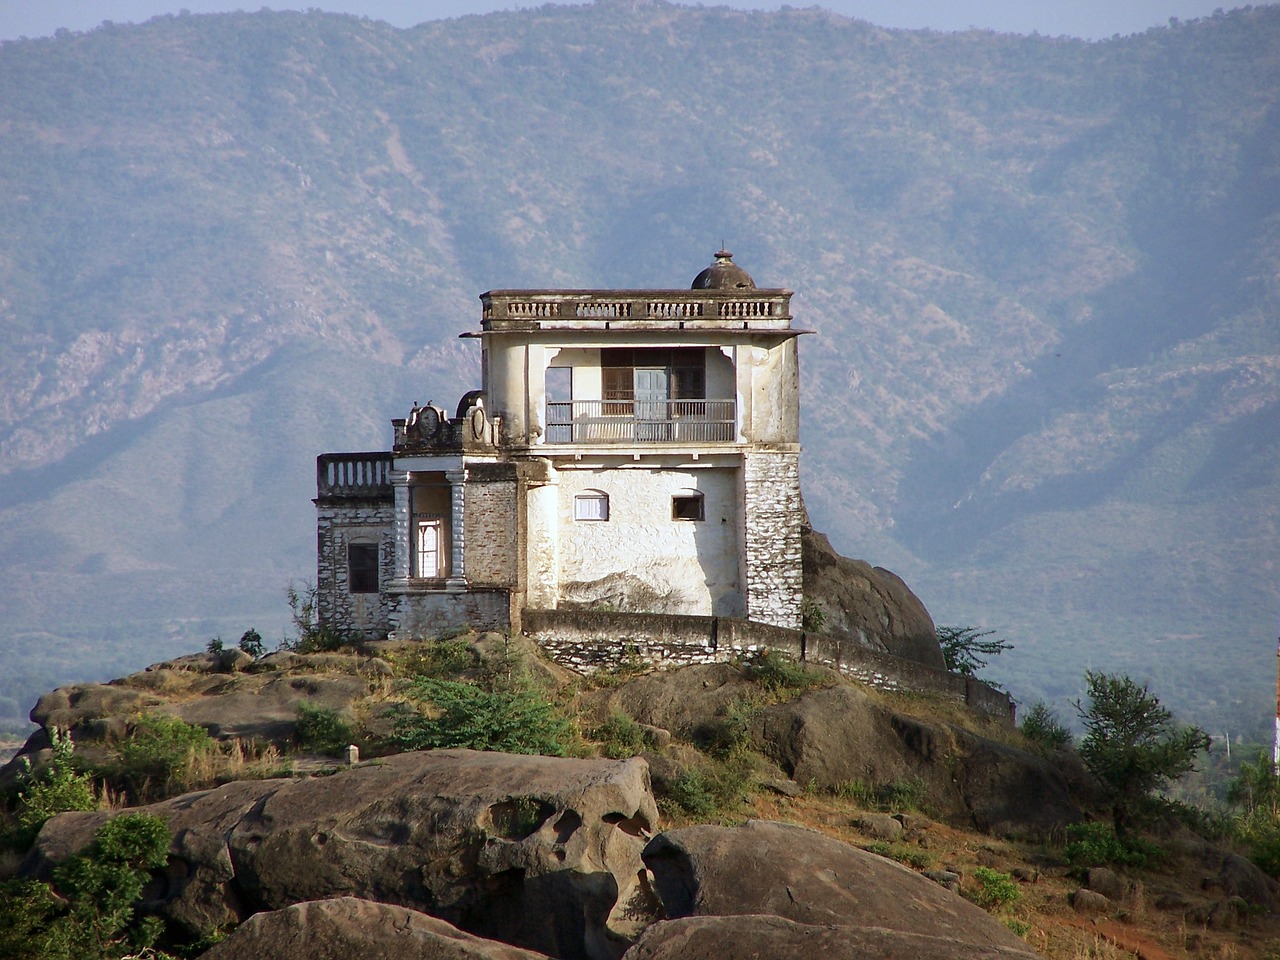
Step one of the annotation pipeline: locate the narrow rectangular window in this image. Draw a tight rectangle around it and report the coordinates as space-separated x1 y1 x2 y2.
416 519 442 578
347 543 379 593
575 492 609 521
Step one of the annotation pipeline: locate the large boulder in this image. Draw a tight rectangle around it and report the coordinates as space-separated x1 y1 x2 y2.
640 820 1036 954
802 526 944 669
752 683 1088 835
26 750 660 960
198 898 555 960
622 915 1039 960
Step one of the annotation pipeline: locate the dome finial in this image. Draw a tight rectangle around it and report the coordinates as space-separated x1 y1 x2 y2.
691 248 755 290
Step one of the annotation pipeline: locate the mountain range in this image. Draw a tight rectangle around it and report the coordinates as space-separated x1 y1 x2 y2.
0 0 1276 738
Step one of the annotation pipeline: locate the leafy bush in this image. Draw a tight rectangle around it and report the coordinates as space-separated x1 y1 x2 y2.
1019 701 1072 751
0 813 171 960
15 728 97 833
588 710 650 759
114 714 215 795
970 867 1021 911
662 762 749 819
1061 820 1159 869
388 678 574 756
705 697 757 759
294 702 355 755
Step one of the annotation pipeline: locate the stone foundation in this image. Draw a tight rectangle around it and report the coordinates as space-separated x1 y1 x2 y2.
522 608 1014 721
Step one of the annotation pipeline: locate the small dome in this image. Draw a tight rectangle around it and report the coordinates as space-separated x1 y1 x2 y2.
691 250 755 290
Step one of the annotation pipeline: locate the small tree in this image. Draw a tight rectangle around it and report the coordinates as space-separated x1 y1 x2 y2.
1075 671 1210 835
938 625 1012 677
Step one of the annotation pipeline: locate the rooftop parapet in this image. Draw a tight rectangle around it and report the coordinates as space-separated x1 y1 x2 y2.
478 289 794 332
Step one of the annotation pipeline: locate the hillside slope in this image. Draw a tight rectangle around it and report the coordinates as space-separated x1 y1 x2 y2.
0 3 1276 733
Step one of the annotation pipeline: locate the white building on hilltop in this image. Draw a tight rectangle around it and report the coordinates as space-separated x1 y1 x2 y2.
315 252 807 639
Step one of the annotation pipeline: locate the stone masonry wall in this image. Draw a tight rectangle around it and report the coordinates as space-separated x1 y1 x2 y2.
523 608 1014 721
388 589 512 638
462 464 520 588
316 499 395 638
742 451 802 629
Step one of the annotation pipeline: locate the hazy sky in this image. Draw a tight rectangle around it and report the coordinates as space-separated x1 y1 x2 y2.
0 0 1266 43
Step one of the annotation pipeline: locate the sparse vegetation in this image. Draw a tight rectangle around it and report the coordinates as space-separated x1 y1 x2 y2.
740 649 829 697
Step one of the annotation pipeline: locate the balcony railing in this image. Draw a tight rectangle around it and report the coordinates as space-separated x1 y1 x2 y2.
317 452 394 499
545 400 736 444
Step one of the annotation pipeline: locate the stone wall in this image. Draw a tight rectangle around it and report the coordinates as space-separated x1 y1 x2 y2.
741 451 802 629
463 463 520 587
523 608 1014 721
388 589 513 638
316 499 395 638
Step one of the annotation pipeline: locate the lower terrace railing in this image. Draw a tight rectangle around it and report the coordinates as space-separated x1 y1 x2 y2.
317 452 394 499
545 400 736 444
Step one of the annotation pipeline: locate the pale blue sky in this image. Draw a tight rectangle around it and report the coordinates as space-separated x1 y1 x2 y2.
0 0 1265 43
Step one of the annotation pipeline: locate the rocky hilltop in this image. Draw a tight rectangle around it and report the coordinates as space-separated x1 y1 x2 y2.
3 622 1277 958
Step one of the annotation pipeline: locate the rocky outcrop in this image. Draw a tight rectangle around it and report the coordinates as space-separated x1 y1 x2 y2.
752 683 1088 835
198 898 556 959
587 664 1087 836
802 526 944 669
635 820 1041 958
26 750 659 960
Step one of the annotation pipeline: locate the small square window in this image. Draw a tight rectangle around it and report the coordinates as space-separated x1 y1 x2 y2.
575 492 609 521
348 542 379 593
672 493 704 521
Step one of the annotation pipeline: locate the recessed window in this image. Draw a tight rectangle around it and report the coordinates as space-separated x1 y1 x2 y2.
672 492 705 521
575 491 609 521
347 542 379 593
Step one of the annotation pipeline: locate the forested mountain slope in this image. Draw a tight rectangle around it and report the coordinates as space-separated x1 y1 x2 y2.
0 2 1276 736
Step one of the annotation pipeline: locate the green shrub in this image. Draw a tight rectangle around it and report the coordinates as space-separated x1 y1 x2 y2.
970 867 1021 911
0 813 171 960
389 678 574 756
15 728 97 833
663 762 749 819
588 710 649 759
294 702 355 755
1061 820 1159 869
114 714 215 794
1019 702 1072 750
706 697 757 758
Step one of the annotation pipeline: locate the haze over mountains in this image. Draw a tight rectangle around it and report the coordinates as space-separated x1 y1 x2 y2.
0 1 1276 738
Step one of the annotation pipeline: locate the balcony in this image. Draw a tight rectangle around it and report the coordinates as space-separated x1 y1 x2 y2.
316 452 394 500
545 400 736 444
